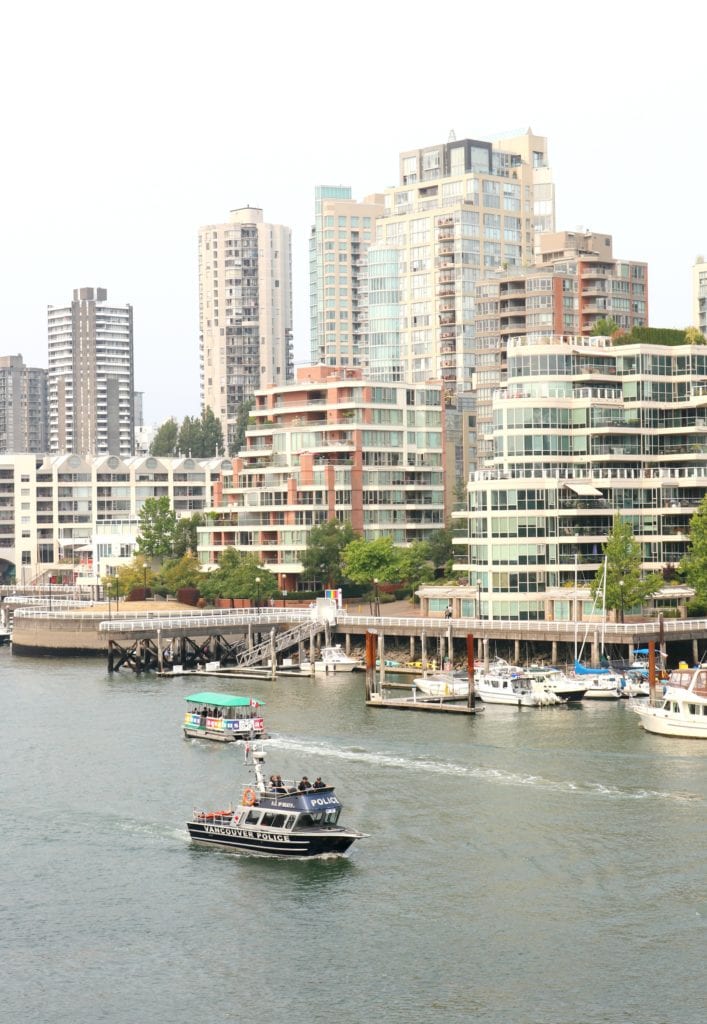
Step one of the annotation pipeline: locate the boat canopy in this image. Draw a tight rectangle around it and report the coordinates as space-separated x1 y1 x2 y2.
185 692 264 708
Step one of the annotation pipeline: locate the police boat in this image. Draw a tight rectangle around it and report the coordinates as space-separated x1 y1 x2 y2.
187 747 367 858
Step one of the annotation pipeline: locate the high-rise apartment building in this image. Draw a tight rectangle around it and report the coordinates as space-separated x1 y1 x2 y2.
199 207 293 453
365 129 555 391
692 256 707 336
47 287 134 457
472 231 648 467
0 356 47 453
309 187 384 368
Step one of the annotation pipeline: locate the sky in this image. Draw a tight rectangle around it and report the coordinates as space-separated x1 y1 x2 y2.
0 0 704 426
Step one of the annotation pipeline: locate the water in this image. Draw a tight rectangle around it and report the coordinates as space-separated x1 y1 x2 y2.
2 650 706 1024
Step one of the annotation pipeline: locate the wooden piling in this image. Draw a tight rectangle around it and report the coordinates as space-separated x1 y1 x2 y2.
466 633 476 710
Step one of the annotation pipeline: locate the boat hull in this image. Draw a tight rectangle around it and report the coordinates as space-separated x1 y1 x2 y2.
187 820 361 856
183 726 264 742
634 706 707 738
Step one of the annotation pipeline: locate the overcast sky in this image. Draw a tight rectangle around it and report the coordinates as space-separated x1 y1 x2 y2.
0 1 703 425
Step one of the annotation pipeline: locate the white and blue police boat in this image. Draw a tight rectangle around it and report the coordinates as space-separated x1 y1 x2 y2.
187 748 367 858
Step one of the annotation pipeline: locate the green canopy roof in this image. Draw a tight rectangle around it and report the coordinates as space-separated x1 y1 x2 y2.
185 692 264 707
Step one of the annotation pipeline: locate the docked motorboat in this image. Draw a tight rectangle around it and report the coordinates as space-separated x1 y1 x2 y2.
620 672 650 698
300 645 363 673
475 670 563 707
183 692 265 742
525 666 587 703
633 664 707 738
413 671 469 698
187 747 368 856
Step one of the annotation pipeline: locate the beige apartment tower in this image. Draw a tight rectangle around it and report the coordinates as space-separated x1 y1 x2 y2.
199 207 293 454
366 129 555 392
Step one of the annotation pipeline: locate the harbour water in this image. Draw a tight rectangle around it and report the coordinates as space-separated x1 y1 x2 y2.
3 649 706 1024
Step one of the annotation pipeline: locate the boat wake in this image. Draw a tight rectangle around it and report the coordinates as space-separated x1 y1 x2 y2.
264 735 700 804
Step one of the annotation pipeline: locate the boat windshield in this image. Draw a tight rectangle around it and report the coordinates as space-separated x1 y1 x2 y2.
294 809 341 829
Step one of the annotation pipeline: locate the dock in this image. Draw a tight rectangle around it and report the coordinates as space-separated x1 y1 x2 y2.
366 694 478 714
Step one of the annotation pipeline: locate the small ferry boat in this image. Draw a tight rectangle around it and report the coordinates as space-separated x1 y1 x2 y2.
300 645 363 673
633 664 707 738
183 692 265 742
187 748 367 857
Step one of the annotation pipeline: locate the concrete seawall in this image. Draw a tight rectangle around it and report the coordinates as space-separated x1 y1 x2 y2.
12 614 108 657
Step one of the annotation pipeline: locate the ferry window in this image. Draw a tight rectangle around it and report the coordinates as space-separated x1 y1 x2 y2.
245 811 261 825
688 704 697 715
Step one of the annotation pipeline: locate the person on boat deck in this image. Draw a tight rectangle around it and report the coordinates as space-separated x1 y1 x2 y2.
313 777 326 789
274 775 286 792
298 777 310 791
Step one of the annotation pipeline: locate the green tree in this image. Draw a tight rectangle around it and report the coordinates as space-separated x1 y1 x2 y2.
341 536 405 585
173 513 203 558
423 526 457 577
230 398 254 456
589 317 620 337
201 406 224 457
157 552 202 593
301 518 359 587
150 418 178 456
102 555 153 598
397 541 435 592
591 516 662 621
681 495 707 605
177 415 203 457
136 496 178 559
685 326 706 345
198 548 277 603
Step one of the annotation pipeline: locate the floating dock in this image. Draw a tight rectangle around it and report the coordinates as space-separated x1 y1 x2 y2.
366 694 478 714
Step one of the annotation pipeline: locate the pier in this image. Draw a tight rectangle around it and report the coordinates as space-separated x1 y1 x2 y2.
5 592 707 669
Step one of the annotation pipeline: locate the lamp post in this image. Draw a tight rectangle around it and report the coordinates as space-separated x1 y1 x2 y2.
619 578 625 624
320 563 327 595
255 576 261 612
143 565 148 599
48 576 52 613
373 578 380 617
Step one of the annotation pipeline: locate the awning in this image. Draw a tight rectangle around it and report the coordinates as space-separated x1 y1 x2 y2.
565 482 603 497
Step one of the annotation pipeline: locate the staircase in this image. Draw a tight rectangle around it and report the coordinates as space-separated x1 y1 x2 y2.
232 620 325 669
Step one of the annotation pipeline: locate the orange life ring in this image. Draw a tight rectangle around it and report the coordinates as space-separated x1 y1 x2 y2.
242 787 257 806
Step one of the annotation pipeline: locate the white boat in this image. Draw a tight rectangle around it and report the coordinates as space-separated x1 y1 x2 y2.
633 664 707 738
413 671 469 698
525 665 587 702
620 672 650 698
577 673 623 700
299 645 363 673
475 670 563 707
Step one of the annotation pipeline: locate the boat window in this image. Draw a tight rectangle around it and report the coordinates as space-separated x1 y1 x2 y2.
260 812 287 828
688 704 697 715
323 809 341 825
294 814 316 830
672 703 680 713
284 815 296 829
244 810 261 825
